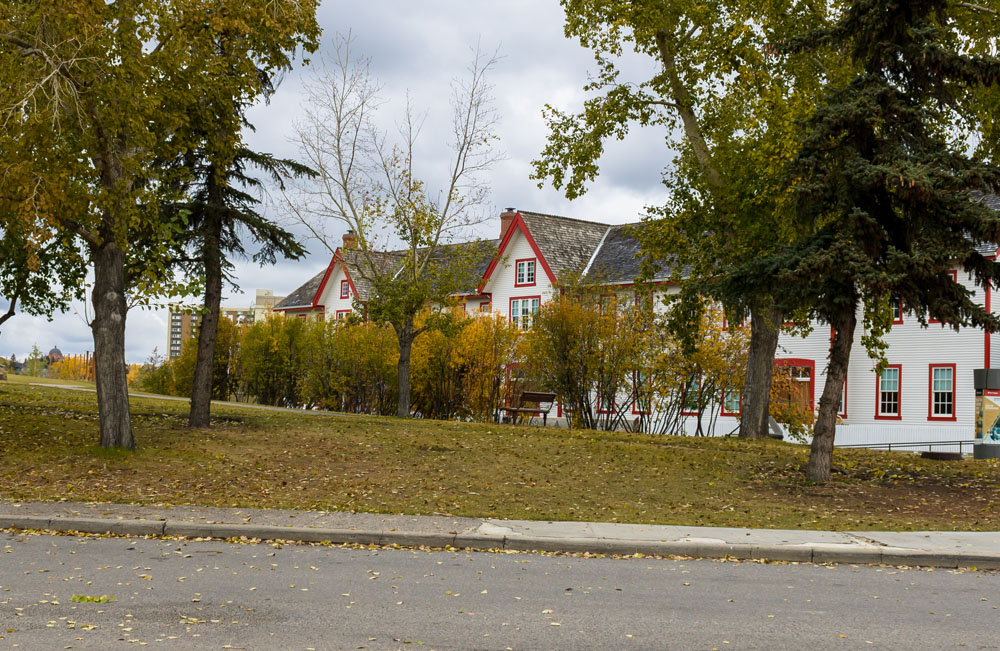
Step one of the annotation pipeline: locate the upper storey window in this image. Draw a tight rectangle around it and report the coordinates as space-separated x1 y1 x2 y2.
515 259 536 287
341 280 350 299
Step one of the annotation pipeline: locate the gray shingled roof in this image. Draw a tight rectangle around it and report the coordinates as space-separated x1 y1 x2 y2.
584 223 670 284
274 268 326 310
518 211 610 278
972 192 1000 256
277 240 499 308
428 239 500 293
341 249 404 301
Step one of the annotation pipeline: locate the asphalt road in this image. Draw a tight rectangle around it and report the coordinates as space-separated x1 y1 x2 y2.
1 532 998 650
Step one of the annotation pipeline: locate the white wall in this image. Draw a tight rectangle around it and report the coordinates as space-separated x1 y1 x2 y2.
482 227 556 324
315 262 357 320
777 269 987 445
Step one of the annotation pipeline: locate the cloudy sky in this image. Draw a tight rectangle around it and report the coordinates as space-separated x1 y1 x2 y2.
0 0 673 364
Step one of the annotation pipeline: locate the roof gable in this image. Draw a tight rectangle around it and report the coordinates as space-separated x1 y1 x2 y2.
478 213 558 292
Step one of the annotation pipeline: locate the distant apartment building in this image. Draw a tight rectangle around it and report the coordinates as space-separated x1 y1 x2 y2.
166 306 254 359
167 289 285 359
252 288 286 323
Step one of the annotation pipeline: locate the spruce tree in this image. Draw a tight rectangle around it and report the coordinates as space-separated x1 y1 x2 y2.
738 0 1000 480
171 145 311 428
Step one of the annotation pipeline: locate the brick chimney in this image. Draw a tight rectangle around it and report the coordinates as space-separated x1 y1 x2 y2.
500 208 517 239
342 230 357 250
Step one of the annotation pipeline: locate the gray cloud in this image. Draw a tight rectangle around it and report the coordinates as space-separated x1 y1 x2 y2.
2 0 676 363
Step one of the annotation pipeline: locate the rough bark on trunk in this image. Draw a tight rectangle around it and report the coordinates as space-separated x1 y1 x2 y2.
188 212 223 428
396 320 413 418
806 309 856 482
740 300 782 439
91 239 135 449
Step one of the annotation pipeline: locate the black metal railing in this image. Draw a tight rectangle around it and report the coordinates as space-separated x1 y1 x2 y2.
836 439 978 455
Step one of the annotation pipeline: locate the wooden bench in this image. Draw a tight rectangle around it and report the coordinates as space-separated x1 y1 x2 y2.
502 391 557 426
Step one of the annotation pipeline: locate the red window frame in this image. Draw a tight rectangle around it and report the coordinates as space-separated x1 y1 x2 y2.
681 374 702 416
891 297 903 325
719 389 742 417
479 300 491 313
927 363 957 421
514 258 537 287
598 293 618 315
634 291 654 312
596 386 615 414
340 279 350 299
928 271 958 324
722 311 746 332
875 364 903 420
509 296 541 330
774 358 816 413
632 371 652 415
335 309 352 321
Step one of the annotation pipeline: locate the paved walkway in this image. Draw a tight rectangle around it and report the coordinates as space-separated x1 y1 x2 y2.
29 382 359 417
1 499 997 569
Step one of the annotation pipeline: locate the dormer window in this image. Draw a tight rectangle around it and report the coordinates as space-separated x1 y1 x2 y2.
341 280 350 299
515 259 536 287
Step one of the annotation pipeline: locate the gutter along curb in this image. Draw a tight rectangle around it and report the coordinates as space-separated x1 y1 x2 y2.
2 514 996 569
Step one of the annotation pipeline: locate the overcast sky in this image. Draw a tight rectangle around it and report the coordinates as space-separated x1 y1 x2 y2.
0 0 674 364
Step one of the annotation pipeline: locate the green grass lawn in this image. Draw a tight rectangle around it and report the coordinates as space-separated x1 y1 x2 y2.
1 380 998 531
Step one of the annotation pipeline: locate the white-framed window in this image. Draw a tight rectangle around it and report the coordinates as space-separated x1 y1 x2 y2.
876 365 901 419
929 364 955 420
510 297 540 330
515 259 536 287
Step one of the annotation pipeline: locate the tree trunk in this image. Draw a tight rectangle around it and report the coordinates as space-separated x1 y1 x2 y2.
396 320 413 418
740 299 782 438
188 212 223 428
806 308 856 482
91 239 135 450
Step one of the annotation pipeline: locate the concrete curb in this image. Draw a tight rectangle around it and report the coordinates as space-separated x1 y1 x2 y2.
2 515 997 569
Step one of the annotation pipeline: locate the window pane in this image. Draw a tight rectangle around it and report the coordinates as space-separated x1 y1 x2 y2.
933 367 952 392
932 367 953 416
879 367 899 415
684 375 700 411
527 260 535 283
516 262 524 284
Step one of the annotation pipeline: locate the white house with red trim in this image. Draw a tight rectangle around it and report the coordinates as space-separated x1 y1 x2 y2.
275 206 997 448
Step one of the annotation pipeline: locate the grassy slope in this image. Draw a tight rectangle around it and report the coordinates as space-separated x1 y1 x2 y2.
1 381 998 531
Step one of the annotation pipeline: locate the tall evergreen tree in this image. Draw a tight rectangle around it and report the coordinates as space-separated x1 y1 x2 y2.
728 0 1000 481
171 144 311 428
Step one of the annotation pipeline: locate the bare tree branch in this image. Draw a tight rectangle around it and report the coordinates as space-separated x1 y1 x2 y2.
956 2 998 16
